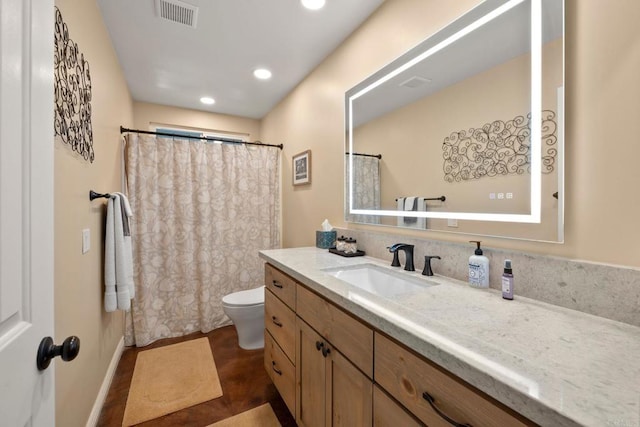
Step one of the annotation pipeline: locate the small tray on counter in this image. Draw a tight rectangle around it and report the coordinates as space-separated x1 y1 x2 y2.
328 247 366 257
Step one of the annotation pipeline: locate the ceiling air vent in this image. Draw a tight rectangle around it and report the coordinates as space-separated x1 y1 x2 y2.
155 0 199 28
399 76 432 88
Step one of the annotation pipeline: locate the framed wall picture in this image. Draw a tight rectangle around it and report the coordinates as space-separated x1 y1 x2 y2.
292 150 312 186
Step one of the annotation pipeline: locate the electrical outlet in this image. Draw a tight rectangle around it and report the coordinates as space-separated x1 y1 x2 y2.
506 192 513 199
498 193 505 199
447 218 458 228
82 229 90 254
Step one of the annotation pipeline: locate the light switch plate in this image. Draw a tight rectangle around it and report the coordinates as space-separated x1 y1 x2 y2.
82 229 90 254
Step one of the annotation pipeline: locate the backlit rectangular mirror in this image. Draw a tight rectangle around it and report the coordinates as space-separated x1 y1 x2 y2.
345 0 564 242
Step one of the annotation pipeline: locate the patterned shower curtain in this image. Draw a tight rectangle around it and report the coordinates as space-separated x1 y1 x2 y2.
345 155 381 224
123 134 280 346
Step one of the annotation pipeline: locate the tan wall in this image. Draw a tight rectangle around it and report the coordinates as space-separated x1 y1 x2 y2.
261 0 640 268
133 102 261 141
262 0 481 248
53 1 133 426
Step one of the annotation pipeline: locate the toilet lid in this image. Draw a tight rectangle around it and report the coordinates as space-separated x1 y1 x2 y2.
222 286 265 307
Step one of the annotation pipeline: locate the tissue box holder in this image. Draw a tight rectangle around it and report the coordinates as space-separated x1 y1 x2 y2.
315 230 337 249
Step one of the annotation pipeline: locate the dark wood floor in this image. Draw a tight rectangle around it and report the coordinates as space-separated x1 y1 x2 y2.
97 326 297 427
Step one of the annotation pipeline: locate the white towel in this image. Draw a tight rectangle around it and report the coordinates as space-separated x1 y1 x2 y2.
113 195 131 310
104 197 117 312
396 197 427 229
114 191 132 217
104 194 134 312
114 192 135 300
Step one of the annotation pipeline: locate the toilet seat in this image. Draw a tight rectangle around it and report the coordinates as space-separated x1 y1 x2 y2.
222 286 264 308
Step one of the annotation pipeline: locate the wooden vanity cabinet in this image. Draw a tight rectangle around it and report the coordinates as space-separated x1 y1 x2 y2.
375 333 534 427
264 262 534 427
263 264 297 415
296 317 373 427
296 284 373 377
373 385 422 427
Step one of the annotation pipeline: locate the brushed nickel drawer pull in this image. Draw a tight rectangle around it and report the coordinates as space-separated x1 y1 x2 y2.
272 280 283 288
271 316 283 327
272 361 282 376
422 392 472 427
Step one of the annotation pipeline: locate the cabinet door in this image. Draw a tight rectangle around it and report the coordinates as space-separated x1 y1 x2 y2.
296 318 327 427
373 385 422 427
329 348 373 427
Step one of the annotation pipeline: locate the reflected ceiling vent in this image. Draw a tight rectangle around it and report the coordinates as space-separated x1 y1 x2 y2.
155 0 198 28
399 76 432 88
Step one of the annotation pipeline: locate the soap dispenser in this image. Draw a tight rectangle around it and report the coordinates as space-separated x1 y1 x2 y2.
468 241 489 288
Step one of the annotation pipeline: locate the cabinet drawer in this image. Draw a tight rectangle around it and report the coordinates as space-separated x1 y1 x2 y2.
265 330 295 415
296 285 373 378
265 289 296 363
375 333 532 427
373 385 422 427
265 264 296 309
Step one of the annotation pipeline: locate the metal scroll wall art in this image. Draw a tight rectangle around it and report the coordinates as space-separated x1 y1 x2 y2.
442 110 557 182
54 7 94 163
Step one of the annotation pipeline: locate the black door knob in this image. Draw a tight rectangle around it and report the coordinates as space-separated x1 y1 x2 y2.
36 336 80 371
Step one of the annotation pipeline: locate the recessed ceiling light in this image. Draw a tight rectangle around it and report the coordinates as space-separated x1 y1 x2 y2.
200 97 215 105
253 68 272 80
301 0 325 10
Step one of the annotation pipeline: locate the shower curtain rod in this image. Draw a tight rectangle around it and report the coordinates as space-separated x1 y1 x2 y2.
120 126 283 149
345 151 382 159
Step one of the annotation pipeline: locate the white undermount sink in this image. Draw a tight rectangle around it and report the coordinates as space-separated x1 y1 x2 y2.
323 263 438 298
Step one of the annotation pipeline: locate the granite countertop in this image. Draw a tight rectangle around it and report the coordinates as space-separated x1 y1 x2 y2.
259 247 640 427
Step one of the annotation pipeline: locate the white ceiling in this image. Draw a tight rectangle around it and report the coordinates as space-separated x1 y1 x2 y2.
96 0 384 119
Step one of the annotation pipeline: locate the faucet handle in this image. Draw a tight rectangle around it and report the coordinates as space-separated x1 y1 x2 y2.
422 256 441 276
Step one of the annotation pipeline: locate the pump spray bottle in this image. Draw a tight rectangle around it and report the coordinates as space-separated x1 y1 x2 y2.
502 260 514 300
468 241 489 288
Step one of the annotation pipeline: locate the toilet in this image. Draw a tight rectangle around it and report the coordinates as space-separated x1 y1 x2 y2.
222 286 265 350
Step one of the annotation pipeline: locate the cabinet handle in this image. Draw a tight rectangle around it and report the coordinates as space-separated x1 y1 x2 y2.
315 341 324 351
271 361 282 376
422 392 472 427
272 280 283 288
322 346 331 358
271 316 283 327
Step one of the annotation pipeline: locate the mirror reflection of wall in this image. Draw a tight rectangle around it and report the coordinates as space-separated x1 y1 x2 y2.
346 0 564 242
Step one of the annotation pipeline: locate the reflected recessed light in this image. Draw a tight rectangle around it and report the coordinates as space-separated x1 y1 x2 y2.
200 97 215 105
253 68 272 80
301 0 325 10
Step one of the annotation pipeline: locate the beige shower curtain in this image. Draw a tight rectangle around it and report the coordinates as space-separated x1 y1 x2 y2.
123 134 280 346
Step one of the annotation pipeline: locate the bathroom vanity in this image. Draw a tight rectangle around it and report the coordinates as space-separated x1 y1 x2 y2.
261 247 640 427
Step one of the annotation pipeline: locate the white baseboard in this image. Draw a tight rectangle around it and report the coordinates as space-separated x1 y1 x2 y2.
85 336 125 427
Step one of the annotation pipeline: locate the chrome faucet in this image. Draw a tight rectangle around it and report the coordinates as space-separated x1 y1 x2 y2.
422 255 441 276
387 243 415 271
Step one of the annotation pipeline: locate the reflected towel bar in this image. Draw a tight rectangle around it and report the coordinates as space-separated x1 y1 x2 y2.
345 151 382 159
396 196 446 202
89 190 111 201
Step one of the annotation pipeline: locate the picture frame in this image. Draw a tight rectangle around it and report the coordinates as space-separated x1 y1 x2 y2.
292 150 312 186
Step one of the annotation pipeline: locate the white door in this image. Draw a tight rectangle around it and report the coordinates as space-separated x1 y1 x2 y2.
0 0 56 425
